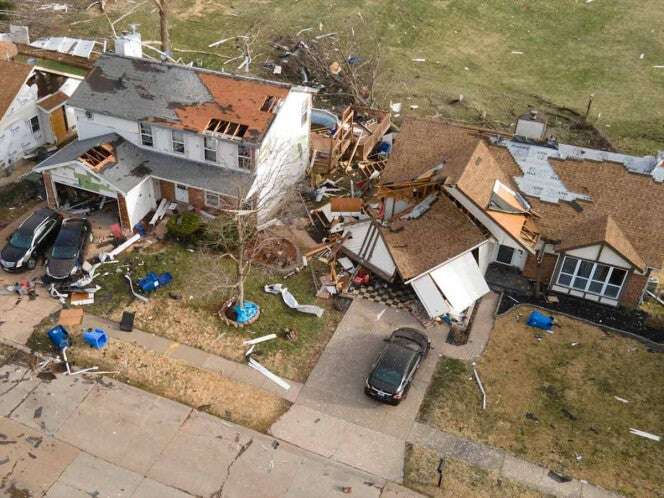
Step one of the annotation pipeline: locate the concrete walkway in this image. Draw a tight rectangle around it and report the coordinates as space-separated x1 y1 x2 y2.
82 314 304 403
408 423 621 498
0 356 424 498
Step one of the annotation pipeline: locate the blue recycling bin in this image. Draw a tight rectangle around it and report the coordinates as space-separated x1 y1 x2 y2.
527 310 554 331
233 301 259 324
138 272 160 293
47 325 70 350
83 328 108 349
157 272 173 287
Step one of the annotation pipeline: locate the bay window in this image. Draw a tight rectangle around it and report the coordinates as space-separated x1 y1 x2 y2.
557 256 627 299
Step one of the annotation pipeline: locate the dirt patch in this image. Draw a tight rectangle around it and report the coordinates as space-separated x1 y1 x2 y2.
419 307 664 497
70 339 290 432
251 237 300 273
404 445 547 498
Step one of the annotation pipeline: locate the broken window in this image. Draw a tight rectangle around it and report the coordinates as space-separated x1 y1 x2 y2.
171 130 185 154
556 256 628 299
140 123 153 147
238 143 252 170
85 110 93 120
260 96 279 113
205 191 220 208
29 116 40 134
205 119 248 139
204 136 217 162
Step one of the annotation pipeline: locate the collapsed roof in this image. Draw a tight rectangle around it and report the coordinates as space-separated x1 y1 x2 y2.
68 54 292 143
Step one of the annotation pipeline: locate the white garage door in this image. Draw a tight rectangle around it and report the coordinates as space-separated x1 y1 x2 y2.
430 252 490 313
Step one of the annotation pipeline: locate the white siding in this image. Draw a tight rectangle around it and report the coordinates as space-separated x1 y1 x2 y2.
342 221 396 280
49 162 118 198
125 177 157 228
478 240 494 274
0 83 45 168
598 245 631 269
411 275 451 318
445 185 528 270
567 245 601 260
251 89 312 222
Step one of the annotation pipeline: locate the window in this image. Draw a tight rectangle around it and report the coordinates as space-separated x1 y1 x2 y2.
238 143 252 170
496 245 515 265
204 136 217 162
205 191 220 208
556 256 628 299
171 130 185 154
85 110 93 120
139 123 153 147
29 116 40 134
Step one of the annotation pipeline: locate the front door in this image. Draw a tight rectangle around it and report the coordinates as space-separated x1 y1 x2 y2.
175 184 189 203
50 107 68 144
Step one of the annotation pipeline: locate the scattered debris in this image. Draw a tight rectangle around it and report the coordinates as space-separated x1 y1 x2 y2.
629 428 661 442
247 357 290 390
264 284 324 317
614 396 629 404
472 363 487 410
548 470 572 483
243 334 277 346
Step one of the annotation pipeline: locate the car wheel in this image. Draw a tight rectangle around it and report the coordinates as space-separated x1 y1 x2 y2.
26 257 37 270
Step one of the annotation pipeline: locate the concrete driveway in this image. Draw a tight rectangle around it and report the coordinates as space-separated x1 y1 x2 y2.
271 298 449 482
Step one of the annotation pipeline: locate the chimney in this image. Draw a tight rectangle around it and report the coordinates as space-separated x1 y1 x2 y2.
515 109 547 142
115 25 142 58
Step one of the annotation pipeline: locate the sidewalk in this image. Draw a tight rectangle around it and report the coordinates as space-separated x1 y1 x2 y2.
82 314 304 403
0 357 422 498
408 423 621 498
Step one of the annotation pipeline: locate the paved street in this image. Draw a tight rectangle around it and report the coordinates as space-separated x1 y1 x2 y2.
0 359 423 498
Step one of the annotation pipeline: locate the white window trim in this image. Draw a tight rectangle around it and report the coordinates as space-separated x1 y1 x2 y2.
171 130 185 154
556 255 627 299
139 122 153 147
204 136 217 163
29 116 40 134
204 190 220 208
238 143 252 170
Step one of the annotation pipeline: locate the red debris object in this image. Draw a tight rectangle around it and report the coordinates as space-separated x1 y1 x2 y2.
352 269 370 286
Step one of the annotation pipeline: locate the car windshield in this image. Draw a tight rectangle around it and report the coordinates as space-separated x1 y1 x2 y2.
371 344 416 390
51 229 78 259
372 365 404 387
9 231 32 249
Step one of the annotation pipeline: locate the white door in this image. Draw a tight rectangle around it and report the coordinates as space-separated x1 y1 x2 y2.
175 184 189 203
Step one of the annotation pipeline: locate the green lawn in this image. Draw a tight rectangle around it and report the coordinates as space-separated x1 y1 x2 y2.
86 243 342 382
49 0 664 154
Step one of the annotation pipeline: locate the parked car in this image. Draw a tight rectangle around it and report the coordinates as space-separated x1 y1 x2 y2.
45 218 92 280
0 208 62 272
365 328 430 405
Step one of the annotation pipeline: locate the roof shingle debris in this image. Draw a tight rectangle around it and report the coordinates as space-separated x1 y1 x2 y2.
68 53 291 143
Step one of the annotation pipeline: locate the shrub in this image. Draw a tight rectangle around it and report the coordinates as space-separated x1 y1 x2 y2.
166 212 203 242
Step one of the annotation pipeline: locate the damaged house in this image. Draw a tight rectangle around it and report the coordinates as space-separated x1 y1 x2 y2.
34 39 313 229
342 114 664 322
0 34 92 170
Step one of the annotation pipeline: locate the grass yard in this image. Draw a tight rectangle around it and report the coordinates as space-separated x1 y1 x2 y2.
87 243 342 382
404 444 549 498
419 306 664 497
0 179 43 227
28 314 290 432
23 0 664 153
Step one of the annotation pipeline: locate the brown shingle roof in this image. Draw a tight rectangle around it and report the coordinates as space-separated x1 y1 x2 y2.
557 214 645 271
381 117 483 184
382 193 488 280
37 91 69 112
0 60 33 121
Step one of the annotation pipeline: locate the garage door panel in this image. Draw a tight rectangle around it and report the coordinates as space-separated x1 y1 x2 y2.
50 164 117 198
431 252 489 313
411 275 450 318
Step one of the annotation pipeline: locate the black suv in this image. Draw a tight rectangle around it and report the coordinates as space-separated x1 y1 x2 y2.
1 208 62 272
45 218 92 280
365 328 430 405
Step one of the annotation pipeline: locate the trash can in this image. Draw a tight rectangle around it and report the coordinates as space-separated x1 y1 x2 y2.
83 328 108 349
47 325 70 350
527 310 554 331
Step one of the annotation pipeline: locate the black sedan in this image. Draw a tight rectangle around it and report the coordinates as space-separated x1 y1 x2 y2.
1 208 62 272
365 328 430 405
45 218 92 280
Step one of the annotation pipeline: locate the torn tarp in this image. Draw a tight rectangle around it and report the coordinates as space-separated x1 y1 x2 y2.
264 284 324 318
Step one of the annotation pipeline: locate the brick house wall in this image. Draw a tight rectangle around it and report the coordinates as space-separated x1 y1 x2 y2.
522 252 558 283
620 269 651 307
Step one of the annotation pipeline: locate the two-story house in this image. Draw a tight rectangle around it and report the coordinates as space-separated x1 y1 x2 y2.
34 48 313 230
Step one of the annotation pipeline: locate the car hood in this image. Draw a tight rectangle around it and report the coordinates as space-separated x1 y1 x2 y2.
1 244 26 264
47 258 76 278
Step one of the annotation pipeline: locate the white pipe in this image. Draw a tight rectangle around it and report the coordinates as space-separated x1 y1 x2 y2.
243 334 277 346
472 365 487 410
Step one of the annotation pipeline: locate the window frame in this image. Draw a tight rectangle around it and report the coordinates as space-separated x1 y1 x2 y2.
238 143 252 170
84 110 94 120
556 255 628 299
29 116 40 134
171 130 185 154
139 122 153 147
204 190 220 209
495 244 515 265
204 136 217 163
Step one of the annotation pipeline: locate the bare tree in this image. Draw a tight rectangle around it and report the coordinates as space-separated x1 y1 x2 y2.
150 0 171 55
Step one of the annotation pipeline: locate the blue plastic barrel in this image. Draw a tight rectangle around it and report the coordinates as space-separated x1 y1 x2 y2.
47 325 70 350
83 328 108 349
527 310 554 331
157 272 173 287
137 272 160 293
